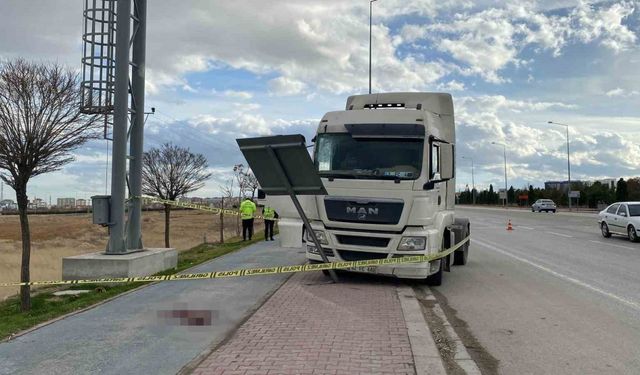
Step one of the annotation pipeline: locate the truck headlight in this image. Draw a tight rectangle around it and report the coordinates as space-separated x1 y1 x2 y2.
305 230 328 245
398 236 426 251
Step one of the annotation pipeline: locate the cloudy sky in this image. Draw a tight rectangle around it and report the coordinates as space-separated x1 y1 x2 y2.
1 0 639 201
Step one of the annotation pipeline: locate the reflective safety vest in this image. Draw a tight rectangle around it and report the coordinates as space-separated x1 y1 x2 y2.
263 206 276 220
240 199 256 220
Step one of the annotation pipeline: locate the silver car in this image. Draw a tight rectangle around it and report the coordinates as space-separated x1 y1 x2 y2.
598 202 640 242
531 199 557 213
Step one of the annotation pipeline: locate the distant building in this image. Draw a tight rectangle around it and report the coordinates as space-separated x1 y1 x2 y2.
544 180 588 191
29 198 48 209
57 197 76 208
76 198 88 208
0 199 17 211
597 178 616 190
179 197 221 207
544 181 569 191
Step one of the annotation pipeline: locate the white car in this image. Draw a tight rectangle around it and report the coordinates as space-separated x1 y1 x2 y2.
531 199 557 213
598 202 640 242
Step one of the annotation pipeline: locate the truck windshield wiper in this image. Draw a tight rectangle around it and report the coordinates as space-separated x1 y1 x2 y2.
319 171 358 179
319 171 412 180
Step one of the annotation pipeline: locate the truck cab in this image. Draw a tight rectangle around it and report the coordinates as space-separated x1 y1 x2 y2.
272 92 469 284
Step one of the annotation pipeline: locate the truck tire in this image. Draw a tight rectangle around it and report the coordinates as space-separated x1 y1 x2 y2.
425 260 443 286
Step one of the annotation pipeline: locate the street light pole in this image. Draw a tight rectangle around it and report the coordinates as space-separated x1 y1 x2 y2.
369 0 377 94
548 121 571 211
462 156 475 204
492 142 508 207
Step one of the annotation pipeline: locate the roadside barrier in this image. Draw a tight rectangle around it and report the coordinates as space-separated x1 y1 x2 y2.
0 236 469 287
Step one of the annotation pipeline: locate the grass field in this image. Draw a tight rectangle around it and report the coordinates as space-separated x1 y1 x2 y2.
0 209 255 301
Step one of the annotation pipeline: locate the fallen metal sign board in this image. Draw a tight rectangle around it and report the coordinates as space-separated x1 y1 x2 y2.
236 134 337 282
236 134 326 196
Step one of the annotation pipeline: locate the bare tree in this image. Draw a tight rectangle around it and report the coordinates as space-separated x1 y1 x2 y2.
218 178 235 243
245 172 259 199
0 60 100 311
142 143 211 247
233 164 244 235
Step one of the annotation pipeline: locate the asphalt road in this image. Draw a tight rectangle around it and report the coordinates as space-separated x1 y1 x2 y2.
429 206 640 374
0 239 306 375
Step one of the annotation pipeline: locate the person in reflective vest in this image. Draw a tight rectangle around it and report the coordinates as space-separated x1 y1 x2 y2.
263 206 277 241
240 198 257 241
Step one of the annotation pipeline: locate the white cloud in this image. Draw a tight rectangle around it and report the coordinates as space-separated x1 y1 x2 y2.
190 114 271 136
605 87 640 97
569 1 637 53
457 95 577 113
223 90 253 99
268 76 307 96
437 80 466 91
417 1 636 82
453 93 640 188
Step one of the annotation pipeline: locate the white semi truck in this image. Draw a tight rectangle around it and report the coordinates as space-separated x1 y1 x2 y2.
269 92 470 285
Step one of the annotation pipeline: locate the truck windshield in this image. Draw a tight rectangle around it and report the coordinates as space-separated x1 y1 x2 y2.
315 133 423 180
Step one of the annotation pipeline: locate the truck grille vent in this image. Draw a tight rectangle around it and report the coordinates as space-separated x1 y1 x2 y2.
324 197 404 225
337 250 388 261
336 235 390 247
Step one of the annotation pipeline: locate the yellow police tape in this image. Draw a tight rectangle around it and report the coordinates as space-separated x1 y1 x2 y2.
0 236 469 287
140 196 275 220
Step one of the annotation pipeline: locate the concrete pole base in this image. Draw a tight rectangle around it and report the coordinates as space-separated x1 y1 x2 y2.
62 248 177 280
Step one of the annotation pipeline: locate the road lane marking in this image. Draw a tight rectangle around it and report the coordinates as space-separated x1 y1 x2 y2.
547 231 573 238
473 238 640 312
588 240 634 250
519 226 535 230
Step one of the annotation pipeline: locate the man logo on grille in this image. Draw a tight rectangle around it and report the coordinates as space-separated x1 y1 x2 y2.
346 206 379 220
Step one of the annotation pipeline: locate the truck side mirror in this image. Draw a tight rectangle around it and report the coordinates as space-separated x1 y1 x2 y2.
440 143 454 180
257 189 266 199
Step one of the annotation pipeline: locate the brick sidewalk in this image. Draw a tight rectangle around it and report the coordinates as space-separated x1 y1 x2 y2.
192 272 416 375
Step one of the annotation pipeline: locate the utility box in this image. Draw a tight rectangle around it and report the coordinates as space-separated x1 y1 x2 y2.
91 195 110 225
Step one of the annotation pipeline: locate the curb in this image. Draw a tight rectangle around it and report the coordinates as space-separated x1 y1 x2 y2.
397 285 447 375
423 288 482 375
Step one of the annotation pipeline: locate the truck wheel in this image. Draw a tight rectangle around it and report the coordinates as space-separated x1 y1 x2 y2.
425 260 443 286
453 225 470 266
453 246 468 266
322 270 330 276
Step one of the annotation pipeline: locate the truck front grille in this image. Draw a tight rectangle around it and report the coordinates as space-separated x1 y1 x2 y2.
337 250 388 261
324 197 404 225
336 235 390 248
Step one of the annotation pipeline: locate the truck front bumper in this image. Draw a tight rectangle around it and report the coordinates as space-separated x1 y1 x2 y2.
306 246 440 280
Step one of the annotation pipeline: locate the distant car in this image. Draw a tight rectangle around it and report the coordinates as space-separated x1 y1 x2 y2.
598 202 640 242
531 199 557 213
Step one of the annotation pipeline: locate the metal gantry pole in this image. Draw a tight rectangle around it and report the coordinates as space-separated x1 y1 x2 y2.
127 0 147 250
108 0 132 254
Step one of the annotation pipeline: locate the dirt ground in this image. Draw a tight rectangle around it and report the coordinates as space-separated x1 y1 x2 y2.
0 209 255 301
